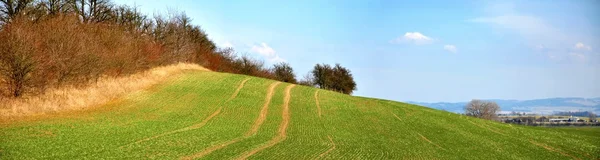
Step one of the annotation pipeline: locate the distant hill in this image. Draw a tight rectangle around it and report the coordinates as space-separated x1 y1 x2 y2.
407 97 600 114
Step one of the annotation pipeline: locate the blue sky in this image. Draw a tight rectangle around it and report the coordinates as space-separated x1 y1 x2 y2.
114 0 600 102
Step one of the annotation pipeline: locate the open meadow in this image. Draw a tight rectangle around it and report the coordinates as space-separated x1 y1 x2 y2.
1 70 599 159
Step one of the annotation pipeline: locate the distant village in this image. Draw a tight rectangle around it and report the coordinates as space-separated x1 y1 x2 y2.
497 111 599 127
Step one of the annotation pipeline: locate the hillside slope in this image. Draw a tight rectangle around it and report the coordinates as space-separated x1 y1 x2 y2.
1 70 599 159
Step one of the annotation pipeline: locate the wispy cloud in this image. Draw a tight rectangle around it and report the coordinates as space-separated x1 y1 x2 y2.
443 45 458 53
470 14 561 47
390 32 434 45
569 52 586 62
470 2 597 63
575 42 592 51
250 43 285 63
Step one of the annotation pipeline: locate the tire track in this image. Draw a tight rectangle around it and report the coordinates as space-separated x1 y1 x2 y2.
417 133 445 150
120 78 251 149
314 90 336 159
122 107 222 148
529 140 580 160
317 135 336 159
315 90 322 118
180 82 280 160
246 82 282 136
229 78 252 101
391 112 402 121
466 119 506 136
235 84 295 160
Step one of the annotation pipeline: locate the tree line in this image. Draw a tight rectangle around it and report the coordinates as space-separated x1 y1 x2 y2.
0 0 356 98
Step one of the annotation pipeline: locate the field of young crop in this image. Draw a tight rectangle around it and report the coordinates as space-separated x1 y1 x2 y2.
1 70 599 159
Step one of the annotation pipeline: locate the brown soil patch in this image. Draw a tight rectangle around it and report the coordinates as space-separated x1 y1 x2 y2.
236 84 295 160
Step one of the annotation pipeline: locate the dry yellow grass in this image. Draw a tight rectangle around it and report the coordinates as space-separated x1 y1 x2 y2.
0 63 209 119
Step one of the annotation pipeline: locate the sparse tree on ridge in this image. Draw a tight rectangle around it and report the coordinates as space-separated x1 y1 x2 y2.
312 63 332 90
310 63 356 95
331 64 356 94
272 62 296 83
465 99 500 120
298 71 314 87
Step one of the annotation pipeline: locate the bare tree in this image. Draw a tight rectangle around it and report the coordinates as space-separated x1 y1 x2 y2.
312 63 332 89
590 112 597 122
310 63 356 94
0 30 36 97
72 0 113 23
298 71 314 87
465 99 500 120
40 0 73 16
0 0 34 24
272 62 296 83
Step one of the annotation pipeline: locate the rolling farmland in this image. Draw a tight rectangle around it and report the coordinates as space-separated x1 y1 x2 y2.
1 70 599 159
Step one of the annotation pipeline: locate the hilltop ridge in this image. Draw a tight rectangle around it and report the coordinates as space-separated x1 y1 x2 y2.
1 70 598 159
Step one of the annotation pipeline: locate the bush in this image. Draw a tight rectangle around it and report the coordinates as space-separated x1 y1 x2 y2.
272 62 296 83
310 63 356 94
465 100 500 120
1 0 350 98
0 27 37 97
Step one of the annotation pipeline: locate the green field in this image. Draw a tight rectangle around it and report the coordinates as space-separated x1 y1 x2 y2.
1 70 599 159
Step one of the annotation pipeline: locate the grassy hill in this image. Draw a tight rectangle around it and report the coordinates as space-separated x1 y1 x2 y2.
1 70 599 159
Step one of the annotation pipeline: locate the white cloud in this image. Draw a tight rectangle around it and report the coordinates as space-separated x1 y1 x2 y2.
391 32 434 45
575 42 592 51
443 45 458 53
250 43 285 63
221 41 234 48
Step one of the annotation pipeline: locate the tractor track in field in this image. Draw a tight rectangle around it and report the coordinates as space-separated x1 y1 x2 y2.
417 133 445 150
529 140 580 160
246 82 282 136
391 112 402 121
315 90 322 118
466 119 506 136
314 90 336 159
235 84 295 160
317 135 336 159
120 78 251 149
465 117 583 159
180 82 281 160
229 78 252 101
391 113 444 151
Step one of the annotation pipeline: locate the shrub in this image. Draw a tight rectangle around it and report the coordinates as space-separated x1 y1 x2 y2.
310 63 356 94
272 62 296 83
